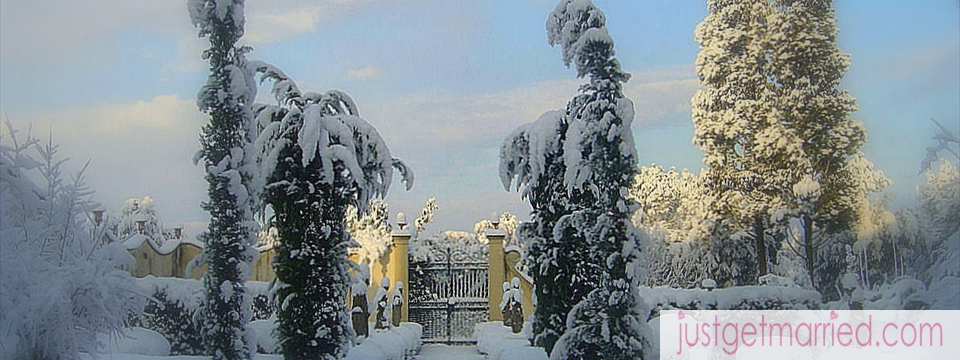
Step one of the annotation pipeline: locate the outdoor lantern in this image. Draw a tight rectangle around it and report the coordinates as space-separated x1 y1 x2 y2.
490 212 500 229
136 220 147 235
397 212 407 231
92 210 105 226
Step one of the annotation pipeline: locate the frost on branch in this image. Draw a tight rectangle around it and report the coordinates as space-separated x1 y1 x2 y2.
1 122 142 360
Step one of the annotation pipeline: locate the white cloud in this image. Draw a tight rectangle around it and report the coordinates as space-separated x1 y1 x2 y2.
243 6 323 45
0 0 388 67
362 66 699 231
1 95 209 224
0 65 700 232
347 66 384 80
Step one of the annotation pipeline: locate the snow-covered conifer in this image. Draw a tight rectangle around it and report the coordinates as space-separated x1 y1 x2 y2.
500 1 649 358
501 109 584 354
766 0 870 292
188 1 261 358
692 0 808 279
252 63 412 360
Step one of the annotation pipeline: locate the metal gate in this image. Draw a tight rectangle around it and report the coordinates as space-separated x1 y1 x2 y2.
409 245 488 344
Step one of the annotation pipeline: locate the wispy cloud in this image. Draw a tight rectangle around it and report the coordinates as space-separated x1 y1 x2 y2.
0 65 700 232
347 66 384 80
244 7 323 45
363 66 699 230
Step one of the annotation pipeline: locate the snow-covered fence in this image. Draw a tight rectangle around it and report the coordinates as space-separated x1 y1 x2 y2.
641 285 822 320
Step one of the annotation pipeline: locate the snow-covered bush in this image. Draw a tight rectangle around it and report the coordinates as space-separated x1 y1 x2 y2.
1 122 142 360
130 277 275 355
475 212 520 247
96 327 171 356
131 276 205 355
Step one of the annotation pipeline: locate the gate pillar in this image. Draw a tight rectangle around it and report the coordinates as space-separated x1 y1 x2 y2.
486 229 506 321
390 231 411 322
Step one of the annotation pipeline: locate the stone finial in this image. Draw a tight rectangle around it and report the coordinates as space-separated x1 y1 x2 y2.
396 212 407 231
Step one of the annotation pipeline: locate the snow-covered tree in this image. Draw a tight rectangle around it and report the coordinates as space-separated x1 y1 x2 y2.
474 212 519 247
347 199 392 270
501 108 583 355
412 197 438 241
188 1 262 358
110 196 171 247
252 62 412 360
917 120 960 240
628 165 757 288
767 0 868 292
1 122 142 360
504 1 650 358
692 0 871 292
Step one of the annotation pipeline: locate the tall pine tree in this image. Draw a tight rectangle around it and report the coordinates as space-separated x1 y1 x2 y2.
501 1 649 358
768 0 866 291
692 0 807 281
252 63 413 360
188 1 260 359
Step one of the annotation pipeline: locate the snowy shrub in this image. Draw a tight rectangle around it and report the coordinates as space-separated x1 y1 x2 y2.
641 286 822 319
130 277 275 355
0 122 142 360
96 327 171 356
248 281 276 321
132 277 205 355
347 199 393 268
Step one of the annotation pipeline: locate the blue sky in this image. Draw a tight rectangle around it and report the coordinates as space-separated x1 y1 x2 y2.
1 0 957 236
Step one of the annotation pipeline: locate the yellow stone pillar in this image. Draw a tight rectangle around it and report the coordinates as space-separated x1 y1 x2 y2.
487 229 506 321
390 231 411 322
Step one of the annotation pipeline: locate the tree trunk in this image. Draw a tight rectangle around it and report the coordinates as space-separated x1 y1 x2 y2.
802 213 817 290
755 216 768 278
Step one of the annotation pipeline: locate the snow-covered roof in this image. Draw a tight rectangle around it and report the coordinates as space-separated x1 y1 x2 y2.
122 234 203 255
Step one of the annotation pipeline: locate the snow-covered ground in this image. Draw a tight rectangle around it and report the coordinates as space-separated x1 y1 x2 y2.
474 322 547 360
86 323 421 360
415 344 485 360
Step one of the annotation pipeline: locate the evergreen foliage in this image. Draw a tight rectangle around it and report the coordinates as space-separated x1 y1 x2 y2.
693 0 795 281
252 62 412 360
502 1 649 358
768 0 868 292
188 1 261 358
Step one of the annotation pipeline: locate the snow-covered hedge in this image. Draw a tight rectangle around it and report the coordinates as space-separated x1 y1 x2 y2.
131 277 275 355
641 285 822 319
475 321 547 360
